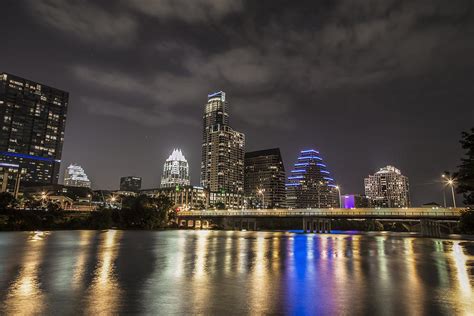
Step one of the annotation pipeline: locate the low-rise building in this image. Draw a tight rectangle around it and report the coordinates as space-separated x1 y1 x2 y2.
141 185 208 210
341 194 370 208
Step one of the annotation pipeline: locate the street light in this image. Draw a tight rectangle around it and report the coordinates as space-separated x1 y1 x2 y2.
442 174 456 208
335 185 342 208
258 189 265 209
40 191 47 208
87 194 92 211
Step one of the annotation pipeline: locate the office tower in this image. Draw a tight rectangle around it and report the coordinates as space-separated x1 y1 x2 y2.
120 176 142 191
200 91 245 208
286 149 339 208
64 164 91 188
0 72 68 185
364 165 410 207
244 148 285 208
161 149 190 188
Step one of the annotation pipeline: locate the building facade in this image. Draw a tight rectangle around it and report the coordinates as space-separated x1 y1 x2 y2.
0 162 23 196
244 148 286 209
120 176 142 191
286 149 339 208
364 165 410 207
161 149 190 188
141 186 208 210
341 194 370 208
63 164 91 188
200 91 245 208
0 73 68 185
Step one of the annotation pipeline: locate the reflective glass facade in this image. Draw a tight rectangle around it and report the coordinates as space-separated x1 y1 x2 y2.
244 148 286 208
286 149 339 208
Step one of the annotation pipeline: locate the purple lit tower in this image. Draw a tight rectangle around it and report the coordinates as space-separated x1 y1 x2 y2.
286 149 339 208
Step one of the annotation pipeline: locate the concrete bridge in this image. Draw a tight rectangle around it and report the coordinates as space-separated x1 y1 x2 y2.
177 207 465 237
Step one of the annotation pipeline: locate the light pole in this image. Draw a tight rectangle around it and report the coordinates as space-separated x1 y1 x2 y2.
335 185 342 208
87 194 92 211
258 189 265 209
442 174 456 208
447 179 456 208
41 191 47 208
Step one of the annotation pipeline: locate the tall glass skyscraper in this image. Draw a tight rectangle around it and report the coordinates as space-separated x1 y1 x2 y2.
286 149 339 208
364 165 410 207
200 91 245 207
244 148 286 208
0 73 68 185
161 149 190 188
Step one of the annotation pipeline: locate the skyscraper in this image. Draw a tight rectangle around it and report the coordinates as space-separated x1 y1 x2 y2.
286 149 339 208
0 73 68 185
64 164 91 188
244 148 286 208
200 91 245 208
161 149 190 188
364 165 410 207
120 176 142 191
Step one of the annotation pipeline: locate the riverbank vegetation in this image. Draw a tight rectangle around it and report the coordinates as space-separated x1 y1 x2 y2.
0 193 175 231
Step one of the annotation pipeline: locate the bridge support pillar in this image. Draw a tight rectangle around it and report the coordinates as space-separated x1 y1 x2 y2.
420 219 442 238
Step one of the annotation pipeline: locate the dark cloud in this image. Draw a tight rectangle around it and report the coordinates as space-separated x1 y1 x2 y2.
2 0 473 205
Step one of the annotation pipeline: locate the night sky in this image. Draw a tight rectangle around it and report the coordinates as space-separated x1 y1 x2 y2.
2 1 473 206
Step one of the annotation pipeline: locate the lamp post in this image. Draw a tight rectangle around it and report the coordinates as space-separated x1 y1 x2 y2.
335 185 342 208
447 179 456 208
41 191 47 208
258 189 265 209
87 194 92 211
442 174 456 208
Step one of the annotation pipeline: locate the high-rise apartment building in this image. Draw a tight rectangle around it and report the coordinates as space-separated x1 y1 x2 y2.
161 149 190 188
64 164 91 188
244 148 286 208
364 165 410 207
120 176 142 191
286 149 339 208
200 91 245 208
0 73 68 185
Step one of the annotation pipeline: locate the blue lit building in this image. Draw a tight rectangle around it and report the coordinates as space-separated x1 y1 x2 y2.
0 73 68 185
286 149 339 208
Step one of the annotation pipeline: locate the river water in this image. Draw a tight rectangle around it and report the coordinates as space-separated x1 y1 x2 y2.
0 230 473 315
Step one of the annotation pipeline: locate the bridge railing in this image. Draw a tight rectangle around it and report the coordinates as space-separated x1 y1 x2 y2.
177 208 464 218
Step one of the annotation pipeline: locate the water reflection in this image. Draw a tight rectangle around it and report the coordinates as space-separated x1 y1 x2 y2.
0 230 472 315
84 230 123 314
2 231 48 315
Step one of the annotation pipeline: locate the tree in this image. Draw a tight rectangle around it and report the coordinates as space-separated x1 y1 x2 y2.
121 194 174 229
46 201 62 212
215 201 226 210
0 192 16 211
455 127 474 206
459 209 474 234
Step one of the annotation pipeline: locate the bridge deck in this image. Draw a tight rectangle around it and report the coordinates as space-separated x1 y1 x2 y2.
178 208 464 220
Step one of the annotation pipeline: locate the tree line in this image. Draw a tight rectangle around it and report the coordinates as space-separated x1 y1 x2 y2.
0 194 176 231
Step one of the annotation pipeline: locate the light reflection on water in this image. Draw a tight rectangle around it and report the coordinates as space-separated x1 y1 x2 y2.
0 230 473 315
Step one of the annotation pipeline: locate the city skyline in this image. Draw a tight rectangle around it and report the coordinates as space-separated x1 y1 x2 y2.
1 1 473 206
